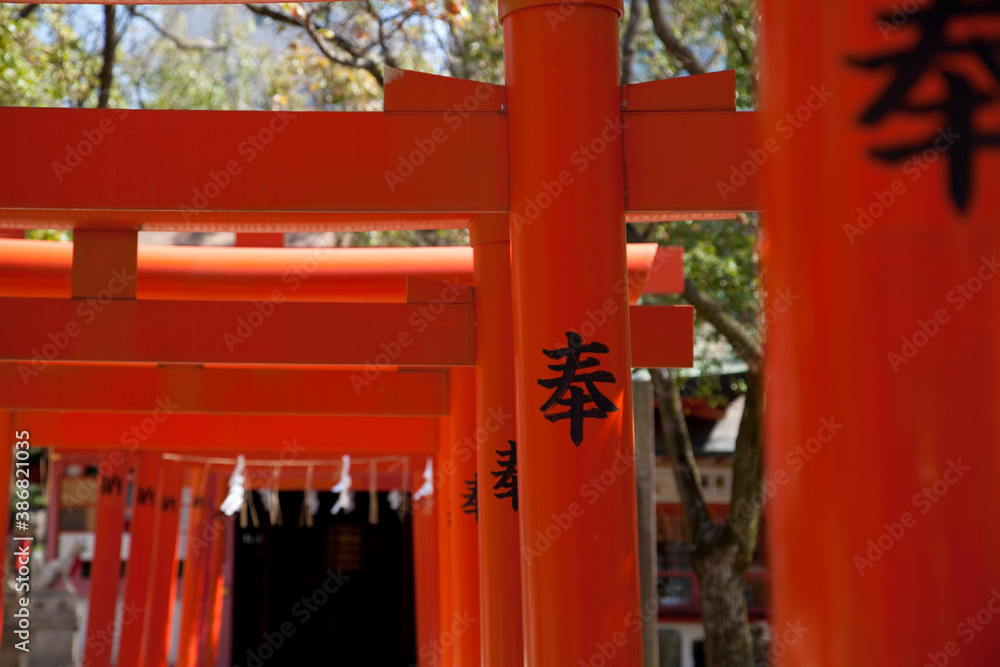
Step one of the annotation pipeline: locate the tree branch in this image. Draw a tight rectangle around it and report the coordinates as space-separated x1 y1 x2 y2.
646 0 706 75
16 4 38 20
650 368 712 543
129 7 229 52
621 0 642 85
304 10 384 87
725 370 763 562
682 278 762 372
245 4 303 28
97 5 118 109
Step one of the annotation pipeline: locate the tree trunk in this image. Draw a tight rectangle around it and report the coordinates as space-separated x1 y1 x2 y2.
692 537 754 667
97 5 117 109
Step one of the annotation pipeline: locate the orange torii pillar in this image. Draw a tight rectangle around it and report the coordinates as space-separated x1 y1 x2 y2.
176 465 208 667
470 214 522 666
444 367 480 666
82 450 129 667
118 451 162 667
74 228 136 667
412 494 441 667
140 458 183 667
435 420 455 667
198 477 229 667
502 0 643 665
761 2 1000 664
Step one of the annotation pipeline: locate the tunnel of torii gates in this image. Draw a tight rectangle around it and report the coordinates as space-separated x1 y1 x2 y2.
2 0 1000 665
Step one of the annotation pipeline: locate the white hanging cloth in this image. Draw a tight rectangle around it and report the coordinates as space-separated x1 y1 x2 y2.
331 455 354 515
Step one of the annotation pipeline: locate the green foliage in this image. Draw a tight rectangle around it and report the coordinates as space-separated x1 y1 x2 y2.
0 5 112 107
117 7 296 110
643 214 761 397
26 230 73 242
624 0 756 108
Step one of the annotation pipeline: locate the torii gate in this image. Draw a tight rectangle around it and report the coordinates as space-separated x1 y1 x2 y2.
0 0 764 665
0 236 689 667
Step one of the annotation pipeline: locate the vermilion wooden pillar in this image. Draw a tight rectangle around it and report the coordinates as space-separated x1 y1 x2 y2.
470 214 523 666
502 0 643 665
140 458 183 667
412 495 441 667
436 428 455 667
83 451 128 667
445 366 480 666
118 451 163 667
761 2 1000 664
198 477 228 667
177 465 207 667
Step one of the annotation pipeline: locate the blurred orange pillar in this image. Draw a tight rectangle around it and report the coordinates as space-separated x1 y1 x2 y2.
118 451 162 667
200 478 229 667
470 214 523 667
413 494 441 667
502 0 643 664
761 1 1000 664
140 458 183 667
83 450 128 667
177 466 207 667
435 431 455 667
444 366 480 666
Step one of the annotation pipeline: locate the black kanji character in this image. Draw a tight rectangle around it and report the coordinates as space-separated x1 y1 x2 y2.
460 475 478 521
850 0 1000 212
491 440 518 511
538 331 618 446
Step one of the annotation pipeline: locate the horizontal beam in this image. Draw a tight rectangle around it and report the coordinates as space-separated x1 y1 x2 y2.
0 240 684 300
0 108 507 230
624 111 762 213
15 412 438 454
1 107 760 230
0 298 474 366
0 365 448 416
0 300 688 370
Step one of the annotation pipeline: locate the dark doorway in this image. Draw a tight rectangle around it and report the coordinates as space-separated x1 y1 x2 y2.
232 491 416 666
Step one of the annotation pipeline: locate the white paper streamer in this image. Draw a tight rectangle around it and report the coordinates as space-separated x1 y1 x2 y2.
331 455 354 515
